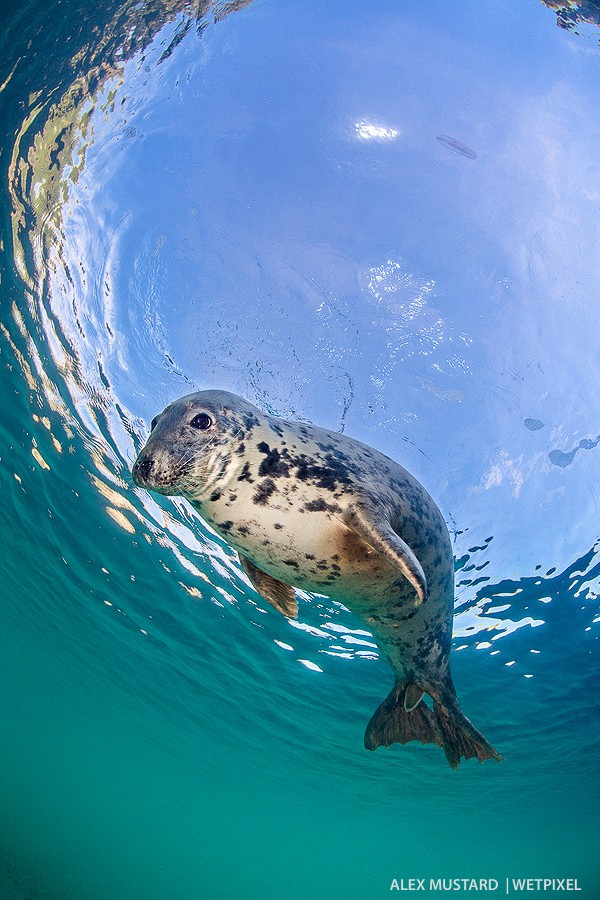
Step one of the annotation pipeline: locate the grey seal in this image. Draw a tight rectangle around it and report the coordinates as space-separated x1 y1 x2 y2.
132 389 502 768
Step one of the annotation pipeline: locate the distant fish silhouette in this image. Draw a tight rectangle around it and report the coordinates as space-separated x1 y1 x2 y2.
524 418 545 431
549 435 600 469
436 134 477 160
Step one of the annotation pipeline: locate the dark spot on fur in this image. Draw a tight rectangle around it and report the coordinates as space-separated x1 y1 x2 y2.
253 478 277 505
304 498 326 512
219 520 234 533
283 558 299 569
236 443 246 456
237 462 254 483
304 497 341 514
316 561 328 571
305 554 315 560
238 524 250 536
229 493 238 502
395 607 418 621
316 442 351 464
210 489 222 502
257 443 290 477
293 453 352 492
332 554 340 562
274 523 283 530
216 456 231 480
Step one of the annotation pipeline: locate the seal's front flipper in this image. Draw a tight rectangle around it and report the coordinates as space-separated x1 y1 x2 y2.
239 554 298 619
364 681 442 751
341 506 427 603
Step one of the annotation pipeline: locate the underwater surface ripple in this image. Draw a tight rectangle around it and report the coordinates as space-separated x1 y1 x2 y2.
1 0 600 897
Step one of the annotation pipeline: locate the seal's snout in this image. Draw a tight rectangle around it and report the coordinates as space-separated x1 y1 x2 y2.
132 454 153 487
132 446 186 494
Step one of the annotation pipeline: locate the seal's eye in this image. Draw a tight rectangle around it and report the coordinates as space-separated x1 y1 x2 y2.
150 416 159 432
190 412 213 430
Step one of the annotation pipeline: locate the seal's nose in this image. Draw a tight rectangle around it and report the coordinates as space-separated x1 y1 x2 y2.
132 455 154 486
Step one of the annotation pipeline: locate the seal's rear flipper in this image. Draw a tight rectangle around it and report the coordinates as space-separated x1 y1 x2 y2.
433 699 503 769
364 682 442 751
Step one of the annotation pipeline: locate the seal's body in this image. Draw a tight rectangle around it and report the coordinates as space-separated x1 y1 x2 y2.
133 390 501 768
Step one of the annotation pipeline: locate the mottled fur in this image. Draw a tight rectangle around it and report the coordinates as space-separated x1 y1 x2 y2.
132 390 502 768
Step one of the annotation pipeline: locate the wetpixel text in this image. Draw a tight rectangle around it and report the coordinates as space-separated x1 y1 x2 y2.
389 878 583 892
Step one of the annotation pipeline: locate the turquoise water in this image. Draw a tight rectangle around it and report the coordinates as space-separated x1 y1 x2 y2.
1 0 600 897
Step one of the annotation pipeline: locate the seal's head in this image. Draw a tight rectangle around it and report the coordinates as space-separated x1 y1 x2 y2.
132 390 256 498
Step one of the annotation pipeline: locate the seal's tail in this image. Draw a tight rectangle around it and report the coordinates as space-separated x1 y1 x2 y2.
364 679 503 769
